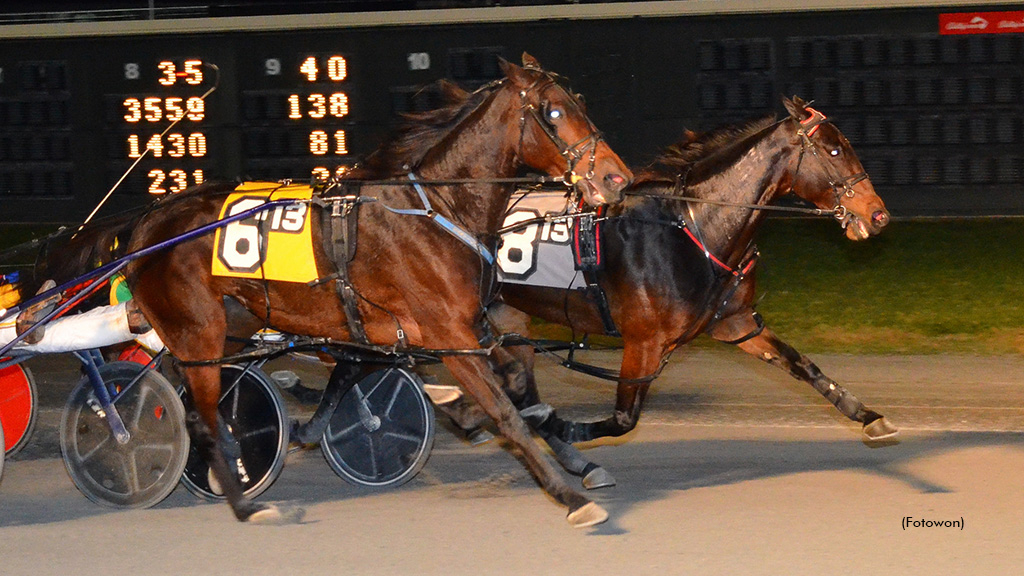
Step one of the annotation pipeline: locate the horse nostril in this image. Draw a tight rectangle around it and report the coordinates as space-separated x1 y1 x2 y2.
872 210 890 228
605 173 627 188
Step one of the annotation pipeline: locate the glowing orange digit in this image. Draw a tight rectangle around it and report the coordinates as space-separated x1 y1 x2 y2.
185 97 205 122
300 56 318 82
165 97 184 122
184 60 203 85
307 94 326 119
167 133 185 157
158 61 176 86
309 130 328 155
327 56 347 81
123 98 141 123
148 169 167 194
168 169 189 192
143 97 163 122
127 134 142 158
334 130 348 155
188 133 207 157
329 93 348 117
287 94 302 119
146 134 164 158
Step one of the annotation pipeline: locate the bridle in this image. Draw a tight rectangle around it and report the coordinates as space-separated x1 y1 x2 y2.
515 68 605 199
791 107 870 224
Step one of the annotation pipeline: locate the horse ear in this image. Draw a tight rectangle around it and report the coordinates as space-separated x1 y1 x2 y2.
521 52 542 70
499 55 532 88
783 96 810 120
437 79 469 101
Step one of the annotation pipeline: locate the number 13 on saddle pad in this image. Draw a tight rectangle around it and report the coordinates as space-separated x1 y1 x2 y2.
211 183 319 282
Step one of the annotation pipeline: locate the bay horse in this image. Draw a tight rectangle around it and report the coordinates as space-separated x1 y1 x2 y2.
455 96 896 483
124 54 631 526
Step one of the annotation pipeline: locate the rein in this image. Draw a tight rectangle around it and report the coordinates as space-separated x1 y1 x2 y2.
623 190 837 217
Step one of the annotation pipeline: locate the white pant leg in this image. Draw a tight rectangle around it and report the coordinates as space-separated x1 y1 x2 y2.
2 303 135 354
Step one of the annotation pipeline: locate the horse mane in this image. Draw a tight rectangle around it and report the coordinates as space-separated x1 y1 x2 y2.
350 79 497 178
634 116 778 186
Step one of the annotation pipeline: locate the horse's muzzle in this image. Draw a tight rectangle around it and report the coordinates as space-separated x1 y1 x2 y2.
583 170 630 206
844 208 890 241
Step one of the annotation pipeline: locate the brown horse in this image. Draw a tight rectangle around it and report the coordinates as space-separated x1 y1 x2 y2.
462 97 895 483
125 54 631 526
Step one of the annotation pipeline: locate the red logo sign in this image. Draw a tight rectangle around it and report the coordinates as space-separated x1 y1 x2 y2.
940 11 1024 35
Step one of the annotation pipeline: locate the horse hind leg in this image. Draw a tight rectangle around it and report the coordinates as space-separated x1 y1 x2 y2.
711 312 899 442
441 354 608 528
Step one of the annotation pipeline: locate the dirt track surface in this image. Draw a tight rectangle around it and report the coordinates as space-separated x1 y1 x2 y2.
2 348 1024 575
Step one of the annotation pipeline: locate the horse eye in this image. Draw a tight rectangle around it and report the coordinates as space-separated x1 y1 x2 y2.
829 148 840 157
547 107 562 122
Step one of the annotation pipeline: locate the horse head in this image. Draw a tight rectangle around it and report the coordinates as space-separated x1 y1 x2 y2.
783 96 890 240
500 53 631 206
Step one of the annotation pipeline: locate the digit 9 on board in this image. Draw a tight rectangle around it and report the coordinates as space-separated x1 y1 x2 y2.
111 59 212 195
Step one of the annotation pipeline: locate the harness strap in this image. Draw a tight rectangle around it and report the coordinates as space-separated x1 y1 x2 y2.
378 173 495 265
711 245 759 324
571 208 620 337
321 191 371 345
720 311 766 346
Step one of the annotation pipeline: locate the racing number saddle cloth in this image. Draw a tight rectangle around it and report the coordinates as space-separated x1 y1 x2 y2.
211 182 319 283
210 185 595 289
498 190 595 290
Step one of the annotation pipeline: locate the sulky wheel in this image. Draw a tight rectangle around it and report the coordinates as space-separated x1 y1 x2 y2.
1 362 37 457
60 361 188 508
179 364 288 501
321 367 435 488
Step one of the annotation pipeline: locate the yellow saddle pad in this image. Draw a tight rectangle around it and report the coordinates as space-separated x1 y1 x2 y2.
211 182 319 283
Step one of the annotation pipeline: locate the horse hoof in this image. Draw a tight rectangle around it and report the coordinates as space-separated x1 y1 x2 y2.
863 416 899 442
520 403 554 429
246 504 306 525
567 501 608 528
467 428 495 446
582 467 616 490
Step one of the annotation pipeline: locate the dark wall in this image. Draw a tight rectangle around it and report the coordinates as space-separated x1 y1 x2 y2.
0 5 1021 221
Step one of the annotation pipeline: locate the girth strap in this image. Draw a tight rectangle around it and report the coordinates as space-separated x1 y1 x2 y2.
571 209 619 337
321 191 370 345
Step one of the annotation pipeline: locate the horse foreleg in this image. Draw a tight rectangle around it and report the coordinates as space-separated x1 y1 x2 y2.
493 345 616 489
442 354 607 528
527 341 659 444
709 311 898 441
